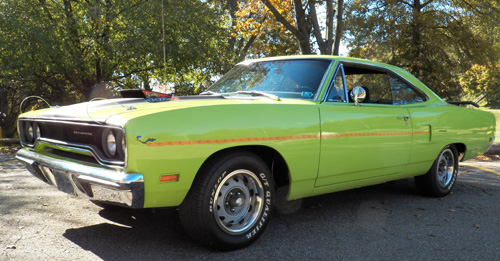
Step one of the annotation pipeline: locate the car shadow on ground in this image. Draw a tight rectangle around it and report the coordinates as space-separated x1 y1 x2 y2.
62 167 500 260
62 178 420 259
63 207 210 258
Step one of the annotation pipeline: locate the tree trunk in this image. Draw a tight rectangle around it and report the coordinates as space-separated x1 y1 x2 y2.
410 0 422 75
333 0 344 55
0 86 20 138
227 0 238 52
309 2 327 54
293 0 312 54
298 36 313 54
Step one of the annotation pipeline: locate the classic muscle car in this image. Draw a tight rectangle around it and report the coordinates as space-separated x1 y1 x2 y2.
16 56 496 250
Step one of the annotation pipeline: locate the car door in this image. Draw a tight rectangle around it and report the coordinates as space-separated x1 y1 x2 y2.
315 62 413 187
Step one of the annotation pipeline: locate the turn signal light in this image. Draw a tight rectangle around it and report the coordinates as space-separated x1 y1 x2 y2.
160 174 179 183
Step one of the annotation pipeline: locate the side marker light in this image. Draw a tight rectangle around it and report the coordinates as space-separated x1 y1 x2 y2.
160 175 179 183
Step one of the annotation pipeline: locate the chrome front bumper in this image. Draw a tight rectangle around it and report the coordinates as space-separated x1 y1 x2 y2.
16 149 144 208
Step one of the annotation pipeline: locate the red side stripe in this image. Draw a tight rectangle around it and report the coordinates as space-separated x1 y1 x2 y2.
146 131 430 147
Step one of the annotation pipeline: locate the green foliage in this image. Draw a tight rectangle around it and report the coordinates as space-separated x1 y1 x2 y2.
2 0 497 138
0 0 231 96
231 0 300 57
345 0 499 100
460 64 500 107
232 0 344 55
0 0 233 137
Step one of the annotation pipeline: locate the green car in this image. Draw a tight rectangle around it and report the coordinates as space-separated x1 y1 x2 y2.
16 56 496 250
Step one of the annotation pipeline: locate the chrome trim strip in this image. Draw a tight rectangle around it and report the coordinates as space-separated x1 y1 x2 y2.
18 119 126 167
16 149 136 183
322 62 348 103
18 118 110 127
36 137 125 167
337 60 431 102
16 149 143 208
314 59 336 102
18 116 107 124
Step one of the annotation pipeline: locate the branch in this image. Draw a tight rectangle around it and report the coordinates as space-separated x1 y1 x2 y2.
397 0 413 8
116 1 147 16
457 0 500 15
421 0 433 8
309 1 326 53
239 14 268 59
239 34 257 59
261 0 299 36
38 0 55 21
109 66 159 82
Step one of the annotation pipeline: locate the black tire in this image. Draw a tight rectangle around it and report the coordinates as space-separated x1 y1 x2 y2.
415 145 458 197
179 151 275 251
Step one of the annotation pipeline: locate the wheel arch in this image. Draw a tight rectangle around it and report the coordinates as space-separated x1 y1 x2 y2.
195 145 290 190
451 143 466 161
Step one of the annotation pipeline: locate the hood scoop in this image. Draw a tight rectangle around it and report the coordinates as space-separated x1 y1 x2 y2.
120 89 173 103
119 89 224 102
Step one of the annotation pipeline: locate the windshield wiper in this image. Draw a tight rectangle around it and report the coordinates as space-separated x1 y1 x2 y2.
199 91 220 95
236 91 281 101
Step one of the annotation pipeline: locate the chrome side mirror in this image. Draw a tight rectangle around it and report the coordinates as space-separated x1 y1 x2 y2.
350 86 366 106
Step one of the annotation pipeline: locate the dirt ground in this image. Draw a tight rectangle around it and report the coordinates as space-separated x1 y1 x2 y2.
1 149 500 260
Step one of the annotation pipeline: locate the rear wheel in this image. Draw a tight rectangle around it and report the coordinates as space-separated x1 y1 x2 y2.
179 151 275 250
415 145 458 197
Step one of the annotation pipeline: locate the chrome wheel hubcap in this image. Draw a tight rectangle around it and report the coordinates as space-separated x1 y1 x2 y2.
437 149 454 187
213 169 264 234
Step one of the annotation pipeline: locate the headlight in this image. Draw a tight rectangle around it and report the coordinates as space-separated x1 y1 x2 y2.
102 128 125 160
118 133 126 159
106 130 117 157
22 121 41 144
24 122 34 143
33 123 41 140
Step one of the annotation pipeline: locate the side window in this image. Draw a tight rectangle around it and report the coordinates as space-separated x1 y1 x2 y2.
327 66 346 102
342 63 426 105
389 76 425 105
344 72 393 104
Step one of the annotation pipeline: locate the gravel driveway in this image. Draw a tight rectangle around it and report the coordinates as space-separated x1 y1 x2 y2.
1 153 500 260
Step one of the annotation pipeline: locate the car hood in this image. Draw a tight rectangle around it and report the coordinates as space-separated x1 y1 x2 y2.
21 97 208 123
37 98 171 120
19 96 310 126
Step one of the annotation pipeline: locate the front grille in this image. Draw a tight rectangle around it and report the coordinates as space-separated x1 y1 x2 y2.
18 119 125 166
45 147 100 165
47 123 102 144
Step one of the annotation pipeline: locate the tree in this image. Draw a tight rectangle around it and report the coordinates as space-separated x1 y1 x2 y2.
345 0 498 99
460 64 500 107
0 0 230 96
456 0 500 106
233 0 345 55
0 0 231 137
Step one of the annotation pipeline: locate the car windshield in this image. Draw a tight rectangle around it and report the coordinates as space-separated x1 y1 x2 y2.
207 59 332 100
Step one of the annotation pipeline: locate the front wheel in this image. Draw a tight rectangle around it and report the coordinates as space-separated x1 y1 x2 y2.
179 151 275 250
415 145 458 197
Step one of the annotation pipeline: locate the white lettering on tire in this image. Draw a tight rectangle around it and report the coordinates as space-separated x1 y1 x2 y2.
209 171 226 213
245 186 272 239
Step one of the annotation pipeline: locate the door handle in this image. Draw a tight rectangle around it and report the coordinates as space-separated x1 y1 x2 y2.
397 116 410 121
